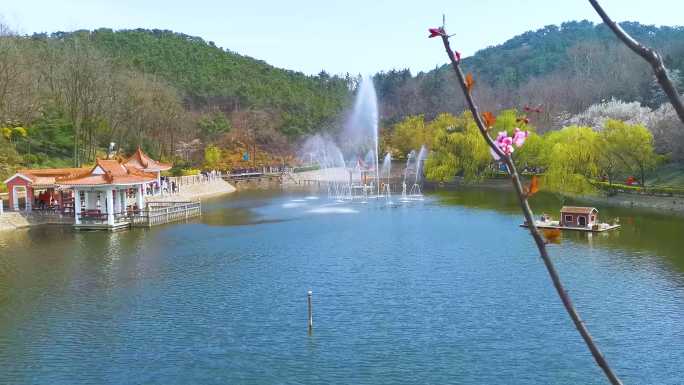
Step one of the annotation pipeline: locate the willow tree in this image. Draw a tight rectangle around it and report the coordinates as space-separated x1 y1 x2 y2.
425 112 490 182
543 126 600 194
601 119 660 186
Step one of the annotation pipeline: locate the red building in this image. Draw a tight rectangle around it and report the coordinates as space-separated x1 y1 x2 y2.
3 168 87 212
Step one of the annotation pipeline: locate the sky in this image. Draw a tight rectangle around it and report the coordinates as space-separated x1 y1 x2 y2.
2 0 683 76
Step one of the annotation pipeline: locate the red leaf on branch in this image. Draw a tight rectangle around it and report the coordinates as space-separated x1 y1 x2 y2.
428 28 443 38
524 175 540 197
482 111 496 128
453 50 461 62
465 73 475 92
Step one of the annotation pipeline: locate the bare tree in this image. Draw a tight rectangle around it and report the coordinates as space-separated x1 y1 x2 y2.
431 24 624 385
588 0 684 125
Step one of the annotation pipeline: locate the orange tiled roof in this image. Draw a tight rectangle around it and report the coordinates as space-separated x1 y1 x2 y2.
5 167 89 187
123 147 172 172
58 159 157 186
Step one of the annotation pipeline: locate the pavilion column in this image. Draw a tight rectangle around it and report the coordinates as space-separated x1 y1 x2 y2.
119 190 127 214
84 190 90 211
26 187 33 212
106 188 115 226
113 188 121 214
74 188 81 225
136 184 145 212
157 171 161 195
10 186 18 210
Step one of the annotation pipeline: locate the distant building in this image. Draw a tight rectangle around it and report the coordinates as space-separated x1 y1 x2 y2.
3 167 87 212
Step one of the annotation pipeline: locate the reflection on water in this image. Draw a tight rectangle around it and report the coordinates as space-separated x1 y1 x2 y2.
0 188 683 385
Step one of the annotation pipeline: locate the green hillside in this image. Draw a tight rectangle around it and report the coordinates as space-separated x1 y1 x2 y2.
375 21 684 125
0 27 353 178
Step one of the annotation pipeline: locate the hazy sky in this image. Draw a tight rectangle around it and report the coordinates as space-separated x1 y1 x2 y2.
2 1 682 76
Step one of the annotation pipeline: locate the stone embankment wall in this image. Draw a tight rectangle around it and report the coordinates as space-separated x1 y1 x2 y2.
146 178 236 202
0 212 68 232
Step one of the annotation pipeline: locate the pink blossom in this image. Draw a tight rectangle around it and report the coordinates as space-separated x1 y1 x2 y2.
513 128 528 147
491 131 513 160
490 129 528 160
428 28 443 38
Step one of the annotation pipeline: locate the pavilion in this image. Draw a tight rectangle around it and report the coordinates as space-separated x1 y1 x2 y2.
58 159 157 229
123 147 172 195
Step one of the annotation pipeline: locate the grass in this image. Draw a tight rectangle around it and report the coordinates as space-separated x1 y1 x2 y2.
646 162 684 187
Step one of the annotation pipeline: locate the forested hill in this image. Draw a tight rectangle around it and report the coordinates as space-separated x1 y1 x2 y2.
70 28 352 137
374 21 684 128
0 26 353 176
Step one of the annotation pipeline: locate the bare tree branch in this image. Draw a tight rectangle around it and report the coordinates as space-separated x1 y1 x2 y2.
588 0 684 125
435 28 624 385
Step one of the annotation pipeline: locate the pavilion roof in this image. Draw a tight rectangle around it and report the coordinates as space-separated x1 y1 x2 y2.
58 159 157 187
4 167 89 188
123 147 172 172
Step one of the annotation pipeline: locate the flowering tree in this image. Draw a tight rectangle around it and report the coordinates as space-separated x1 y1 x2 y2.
428 25 624 385
588 0 684 126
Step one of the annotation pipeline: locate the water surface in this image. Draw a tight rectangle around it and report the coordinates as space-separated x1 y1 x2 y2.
1 188 682 384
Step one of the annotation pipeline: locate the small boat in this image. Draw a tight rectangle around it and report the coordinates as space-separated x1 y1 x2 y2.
520 206 620 233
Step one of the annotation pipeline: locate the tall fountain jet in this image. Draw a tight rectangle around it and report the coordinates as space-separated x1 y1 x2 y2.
344 76 380 196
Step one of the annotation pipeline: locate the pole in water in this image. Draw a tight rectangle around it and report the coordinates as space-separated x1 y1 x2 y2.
307 290 313 334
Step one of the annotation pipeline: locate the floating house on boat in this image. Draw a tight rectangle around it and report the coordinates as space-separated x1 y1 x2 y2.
522 206 619 232
560 206 599 228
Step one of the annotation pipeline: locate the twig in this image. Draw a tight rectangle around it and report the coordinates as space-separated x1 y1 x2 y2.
589 0 684 125
437 29 624 385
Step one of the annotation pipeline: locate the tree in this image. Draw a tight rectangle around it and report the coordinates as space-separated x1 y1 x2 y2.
589 0 684 126
204 145 221 169
390 115 426 159
601 119 660 186
198 111 231 140
425 112 491 182
543 126 600 194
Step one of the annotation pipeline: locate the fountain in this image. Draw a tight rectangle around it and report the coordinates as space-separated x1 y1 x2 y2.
381 152 392 202
298 76 426 205
410 145 427 197
345 76 380 197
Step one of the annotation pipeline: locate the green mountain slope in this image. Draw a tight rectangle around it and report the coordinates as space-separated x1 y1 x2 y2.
83 28 353 137
375 21 684 125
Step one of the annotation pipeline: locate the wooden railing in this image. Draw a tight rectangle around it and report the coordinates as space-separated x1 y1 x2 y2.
167 172 222 188
132 201 201 227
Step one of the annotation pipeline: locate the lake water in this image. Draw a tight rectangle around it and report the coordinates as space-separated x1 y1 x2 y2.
1 188 683 384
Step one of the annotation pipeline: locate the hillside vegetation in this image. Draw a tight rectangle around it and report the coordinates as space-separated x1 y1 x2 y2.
0 26 352 181
375 21 684 128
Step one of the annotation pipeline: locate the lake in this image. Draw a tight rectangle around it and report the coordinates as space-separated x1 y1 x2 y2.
1 188 683 384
